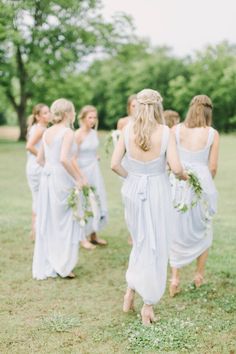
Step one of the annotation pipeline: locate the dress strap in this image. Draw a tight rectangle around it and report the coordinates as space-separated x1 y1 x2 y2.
175 123 181 145
206 127 215 147
160 125 170 155
124 122 131 155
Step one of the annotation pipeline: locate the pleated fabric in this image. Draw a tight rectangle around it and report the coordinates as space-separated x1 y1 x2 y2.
169 124 218 268
32 128 81 280
76 129 108 237
122 124 173 305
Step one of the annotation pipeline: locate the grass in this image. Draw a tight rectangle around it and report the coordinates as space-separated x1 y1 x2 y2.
0 133 235 353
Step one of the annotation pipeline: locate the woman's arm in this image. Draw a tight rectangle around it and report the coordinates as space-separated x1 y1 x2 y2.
167 129 188 180
71 156 88 185
37 143 45 166
111 131 128 178
26 126 45 156
60 129 82 182
208 130 220 178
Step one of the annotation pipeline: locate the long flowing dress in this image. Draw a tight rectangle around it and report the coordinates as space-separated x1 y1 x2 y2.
32 127 81 280
76 129 108 236
122 124 173 305
169 124 217 268
26 124 45 213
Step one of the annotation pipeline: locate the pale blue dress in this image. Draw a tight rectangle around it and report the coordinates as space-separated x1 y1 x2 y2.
32 127 81 280
76 129 108 236
26 124 45 213
169 124 217 268
122 124 173 305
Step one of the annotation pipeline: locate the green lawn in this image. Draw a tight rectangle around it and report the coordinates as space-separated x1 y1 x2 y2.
0 134 235 354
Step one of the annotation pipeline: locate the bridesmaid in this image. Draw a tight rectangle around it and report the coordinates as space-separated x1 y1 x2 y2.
169 95 219 296
163 110 181 128
26 104 50 240
32 98 83 280
117 94 137 130
111 89 187 325
117 94 137 246
72 105 108 249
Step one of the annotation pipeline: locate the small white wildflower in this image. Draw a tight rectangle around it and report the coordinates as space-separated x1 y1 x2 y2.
79 219 86 227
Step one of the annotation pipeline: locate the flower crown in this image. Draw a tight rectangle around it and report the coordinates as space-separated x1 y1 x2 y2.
137 89 163 105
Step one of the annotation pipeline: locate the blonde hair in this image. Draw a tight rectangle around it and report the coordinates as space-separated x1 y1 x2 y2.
27 103 47 129
133 89 164 151
127 94 137 116
78 105 98 129
185 95 213 128
50 98 75 124
164 110 181 128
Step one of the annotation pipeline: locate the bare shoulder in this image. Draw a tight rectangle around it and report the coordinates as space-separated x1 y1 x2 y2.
74 128 83 144
212 129 220 144
117 116 129 130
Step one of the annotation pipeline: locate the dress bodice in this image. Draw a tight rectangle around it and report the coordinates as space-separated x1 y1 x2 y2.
27 124 44 164
175 124 215 167
43 127 73 166
124 123 169 176
77 129 99 167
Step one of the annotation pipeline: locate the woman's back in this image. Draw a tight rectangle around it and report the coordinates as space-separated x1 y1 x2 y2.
43 126 70 166
124 123 169 176
175 124 215 166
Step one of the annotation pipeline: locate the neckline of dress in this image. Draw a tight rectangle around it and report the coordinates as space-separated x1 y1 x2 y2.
44 127 68 147
126 123 166 163
177 124 212 153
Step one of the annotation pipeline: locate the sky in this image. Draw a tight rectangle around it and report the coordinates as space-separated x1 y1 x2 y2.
102 0 235 56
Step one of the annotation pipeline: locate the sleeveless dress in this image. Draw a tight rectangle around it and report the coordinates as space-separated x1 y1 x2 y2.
76 129 108 236
26 124 45 213
169 124 218 268
32 128 81 280
122 124 173 305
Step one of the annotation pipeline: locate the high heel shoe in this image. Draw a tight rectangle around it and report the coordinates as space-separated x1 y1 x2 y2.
169 278 180 297
123 289 135 312
194 273 204 288
141 305 155 326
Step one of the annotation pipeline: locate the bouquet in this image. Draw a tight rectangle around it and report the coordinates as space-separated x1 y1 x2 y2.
104 130 121 155
171 169 203 213
67 185 100 227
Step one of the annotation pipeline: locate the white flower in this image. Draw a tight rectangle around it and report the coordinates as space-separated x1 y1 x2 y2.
79 219 86 227
74 188 79 195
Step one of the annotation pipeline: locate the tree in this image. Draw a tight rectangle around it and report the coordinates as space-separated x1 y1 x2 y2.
0 0 133 139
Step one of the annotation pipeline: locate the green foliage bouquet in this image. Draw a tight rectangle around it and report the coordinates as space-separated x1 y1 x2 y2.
171 169 203 213
67 185 100 227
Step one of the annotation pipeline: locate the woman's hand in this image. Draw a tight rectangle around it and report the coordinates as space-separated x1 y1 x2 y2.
180 170 189 181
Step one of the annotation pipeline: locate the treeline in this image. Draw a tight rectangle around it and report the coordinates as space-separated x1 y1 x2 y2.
0 0 235 136
69 41 236 132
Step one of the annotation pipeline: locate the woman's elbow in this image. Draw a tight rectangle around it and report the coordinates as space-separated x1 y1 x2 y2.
111 161 119 173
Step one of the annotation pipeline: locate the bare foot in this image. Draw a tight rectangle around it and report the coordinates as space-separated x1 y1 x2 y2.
80 239 96 250
194 273 204 288
29 230 35 242
169 278 180 297
127 236 133 246
141 304 155 326
123 288 135 312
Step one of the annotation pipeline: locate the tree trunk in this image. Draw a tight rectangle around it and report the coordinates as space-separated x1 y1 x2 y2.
17 104 27 141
